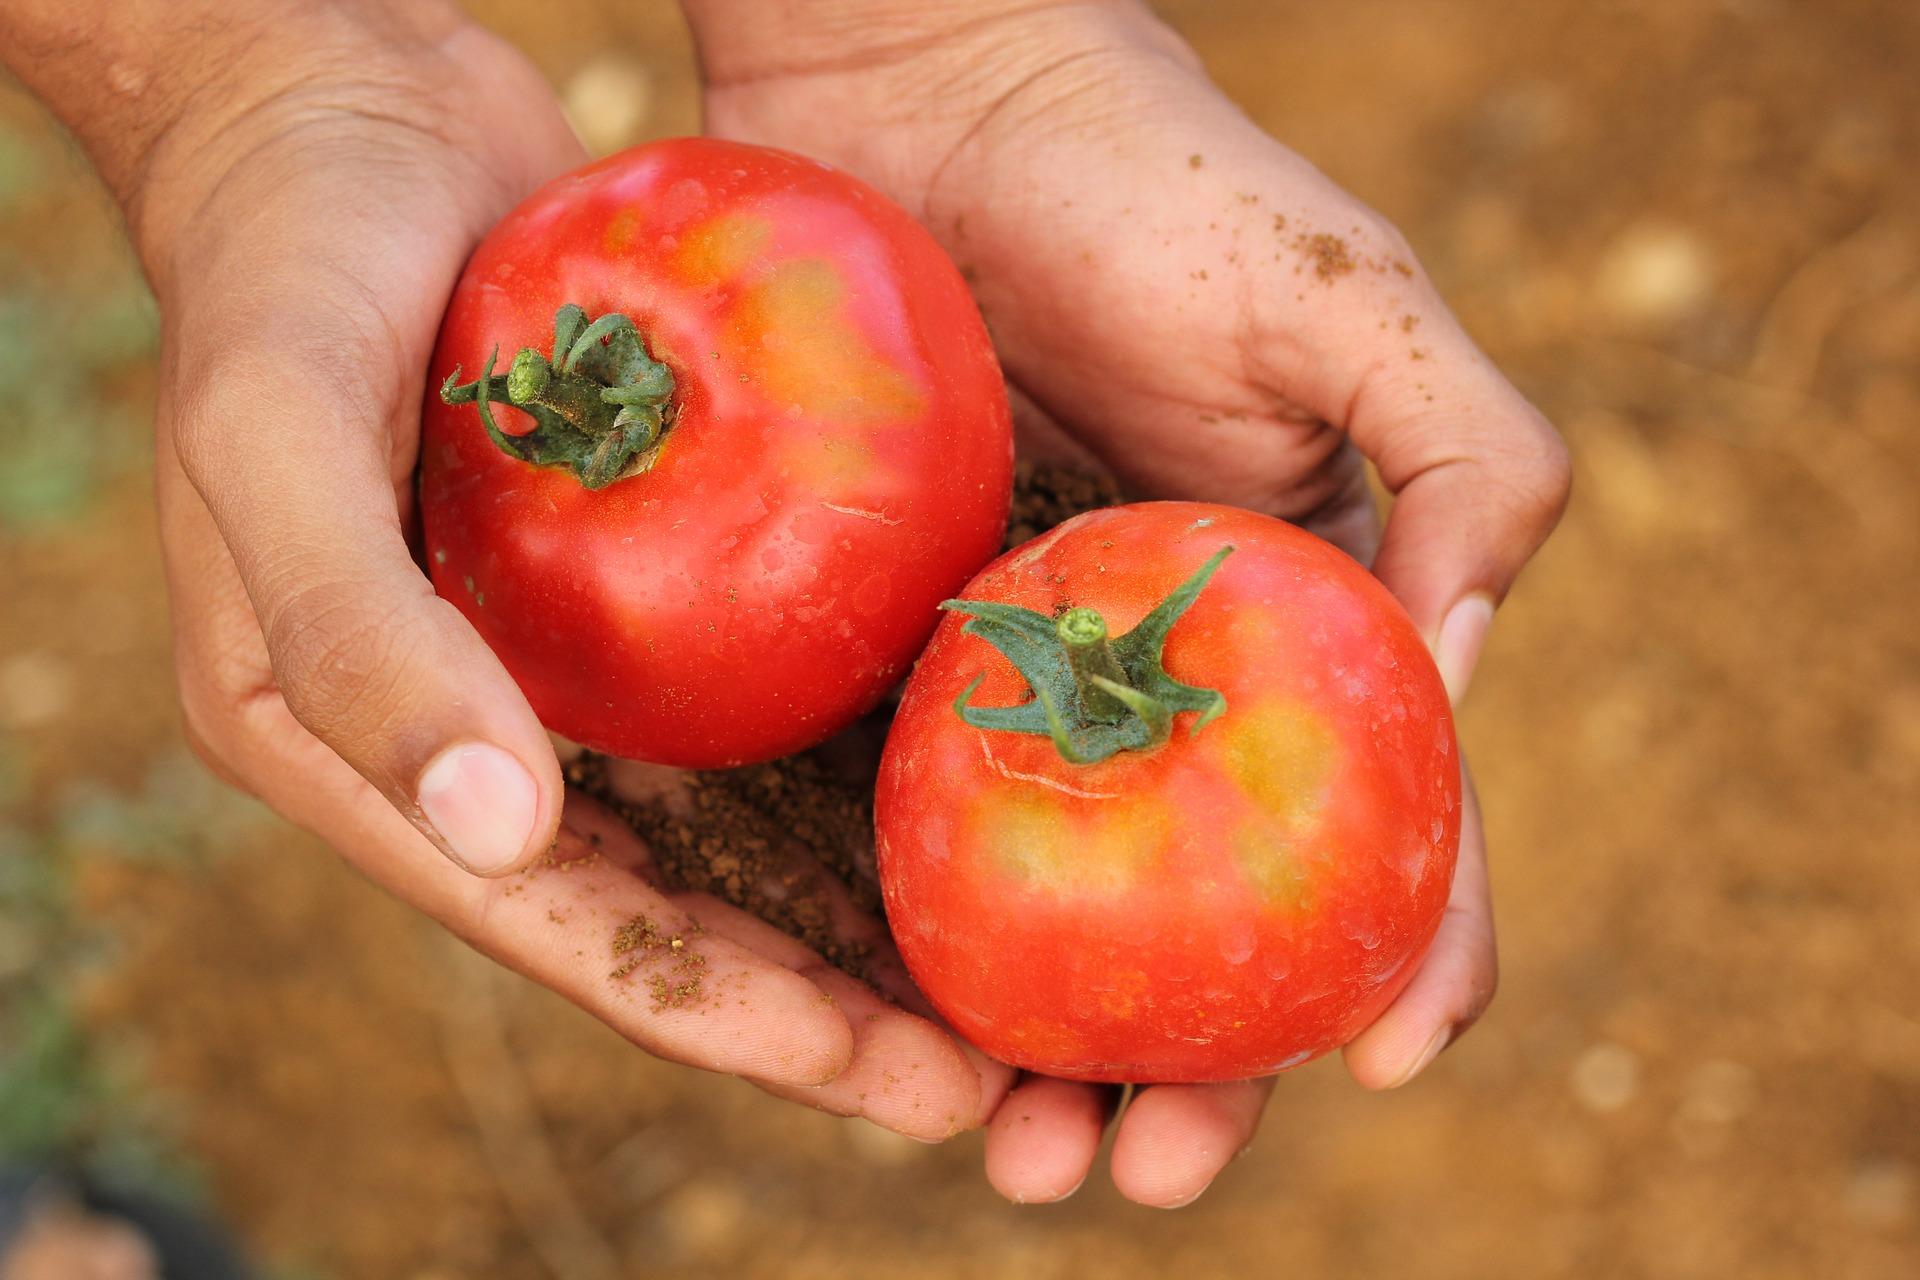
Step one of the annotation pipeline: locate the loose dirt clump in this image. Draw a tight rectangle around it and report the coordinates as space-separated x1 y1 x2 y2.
1299 231 1356 279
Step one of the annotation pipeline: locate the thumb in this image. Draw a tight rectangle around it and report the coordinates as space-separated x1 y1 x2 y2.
167 322 562 877
1347 312 1571 701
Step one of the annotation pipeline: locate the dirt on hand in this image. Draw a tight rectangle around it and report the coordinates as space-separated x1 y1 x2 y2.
609 914 709 1008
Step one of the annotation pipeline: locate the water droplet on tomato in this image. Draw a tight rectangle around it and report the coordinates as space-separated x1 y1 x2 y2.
1218 918 1256 965
1341 915 1383 950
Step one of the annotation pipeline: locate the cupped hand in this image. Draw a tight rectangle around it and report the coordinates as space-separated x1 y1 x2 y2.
136 9 1000 1137
694 0 1570 1204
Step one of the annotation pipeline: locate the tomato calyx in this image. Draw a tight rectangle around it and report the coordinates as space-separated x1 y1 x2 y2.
942 545 1234 764
439 304 677 489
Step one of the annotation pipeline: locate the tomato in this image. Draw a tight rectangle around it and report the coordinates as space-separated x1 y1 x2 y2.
421 138 1012 767
874 502 1459 1083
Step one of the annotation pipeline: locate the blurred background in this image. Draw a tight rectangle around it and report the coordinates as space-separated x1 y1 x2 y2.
2 1 1916 1276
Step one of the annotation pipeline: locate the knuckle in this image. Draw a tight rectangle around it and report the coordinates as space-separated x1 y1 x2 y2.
1460 936 1501 1025
1460 413 1572 539
162 299 400 502
260 577 417 741
1472 952 1501 1015
165 350 258 494
1355 207 1419 271
1508 429 1574 528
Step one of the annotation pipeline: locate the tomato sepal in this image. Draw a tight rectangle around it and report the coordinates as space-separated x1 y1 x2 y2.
943 544 1233 764
438 303 676 489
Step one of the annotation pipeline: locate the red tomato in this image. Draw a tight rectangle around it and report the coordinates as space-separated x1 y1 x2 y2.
421 138 1011 767
875 502 1459 1083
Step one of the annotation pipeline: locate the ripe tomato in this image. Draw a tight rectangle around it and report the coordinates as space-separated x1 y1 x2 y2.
875 502 1459 1083
421 138 1012 767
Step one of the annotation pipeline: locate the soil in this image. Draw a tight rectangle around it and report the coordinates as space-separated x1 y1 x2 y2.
4 2 1920 1279
1004 460 1124 550
569 750 881 977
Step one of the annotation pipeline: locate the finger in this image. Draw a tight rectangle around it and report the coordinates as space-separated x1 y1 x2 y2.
824 915 1018 1132
159 291 562 878
1287 436 1381 566
1108 1077 1276 1209
158 453 854 1088
492 825 856 1084
857 957 1019 1130
1342 763 1495 1089
664 885 1008 1139
748 965 989 1142
1337 281 1571 699
984 1076 1117 1203
1006 382 1103 470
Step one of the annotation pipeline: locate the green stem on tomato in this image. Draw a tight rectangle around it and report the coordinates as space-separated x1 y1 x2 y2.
1056 607 1130 722
942 545 1234 765
439 303 677 490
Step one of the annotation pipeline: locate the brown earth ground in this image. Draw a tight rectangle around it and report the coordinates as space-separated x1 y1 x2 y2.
3 1 1919 1277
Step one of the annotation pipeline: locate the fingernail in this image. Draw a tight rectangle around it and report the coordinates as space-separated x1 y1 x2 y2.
416 742 539 876
1052 1171 1090 1202
1435 594 1495 705
1155 1183 1212 1210
1393 1027 1452 1088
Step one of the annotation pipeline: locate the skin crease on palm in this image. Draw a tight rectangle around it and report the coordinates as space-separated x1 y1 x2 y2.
0 0 1569 1211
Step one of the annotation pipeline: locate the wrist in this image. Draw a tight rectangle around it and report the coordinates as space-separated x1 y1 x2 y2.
685 0 1169 91
0 0 464 269
688 0 1195 209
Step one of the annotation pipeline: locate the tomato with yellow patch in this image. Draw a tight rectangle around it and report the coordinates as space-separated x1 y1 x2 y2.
421 139 1011 766
875 502 1459 1083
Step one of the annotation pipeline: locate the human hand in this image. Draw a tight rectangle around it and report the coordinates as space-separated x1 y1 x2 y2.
689 0 1570 1204
0 0 1000 1136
